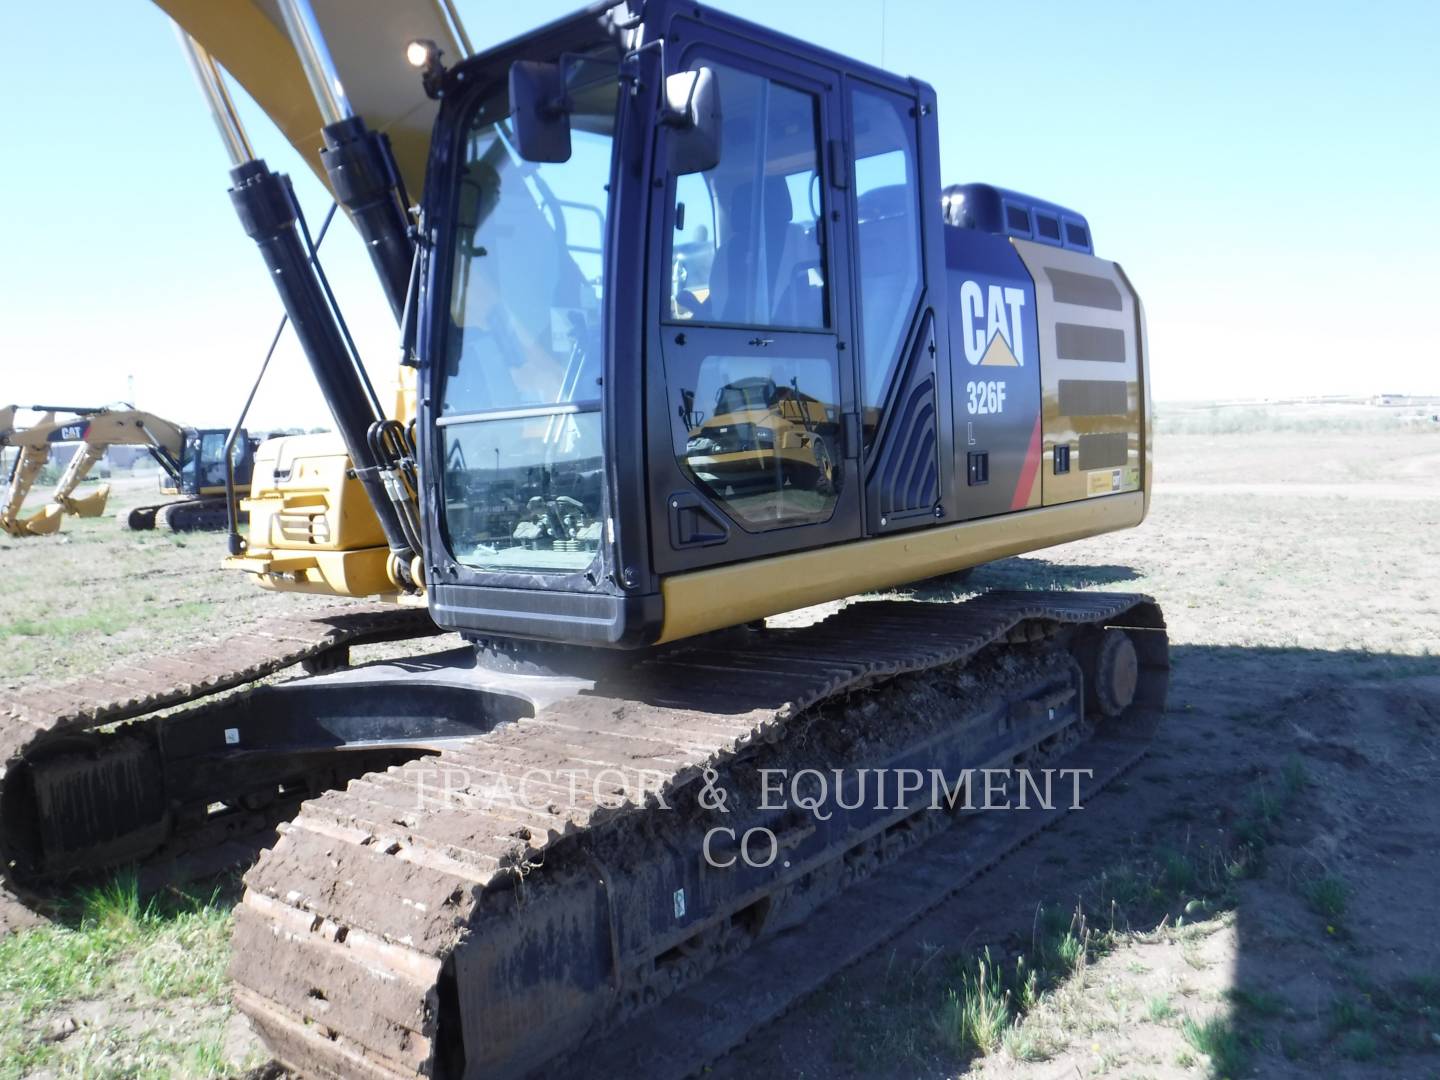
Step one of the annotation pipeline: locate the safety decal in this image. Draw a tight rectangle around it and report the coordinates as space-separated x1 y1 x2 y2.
1086 468 1124 497
1010 415 1043 510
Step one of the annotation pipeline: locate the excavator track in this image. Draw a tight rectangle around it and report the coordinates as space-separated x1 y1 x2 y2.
230 591 1167 1079
122 496 240 532
154 497 235 532
0 604 442 895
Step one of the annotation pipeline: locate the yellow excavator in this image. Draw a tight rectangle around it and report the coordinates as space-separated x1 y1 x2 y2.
0 2 1167 1077
1 406 113 536
0 404 258 536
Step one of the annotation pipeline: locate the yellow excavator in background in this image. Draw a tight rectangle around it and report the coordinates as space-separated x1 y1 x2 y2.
0 403 259 536
0 2 1168 1077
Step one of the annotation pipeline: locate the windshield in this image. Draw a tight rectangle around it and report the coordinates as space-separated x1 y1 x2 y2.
179 431 230 491
438 46 619 573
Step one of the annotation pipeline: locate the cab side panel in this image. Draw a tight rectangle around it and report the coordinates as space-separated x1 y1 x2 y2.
943 228 1043 519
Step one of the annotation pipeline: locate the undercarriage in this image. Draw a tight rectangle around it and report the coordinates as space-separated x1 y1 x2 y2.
120 495 244 532
0 591 1165 1078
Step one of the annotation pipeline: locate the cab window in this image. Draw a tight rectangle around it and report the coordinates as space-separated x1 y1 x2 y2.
667 64 826 329
663 63 841 532
850 86 923 443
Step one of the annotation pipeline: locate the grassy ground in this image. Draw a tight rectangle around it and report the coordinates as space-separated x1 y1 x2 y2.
2 427 1438 1077
0 476 337 690
0 877 256 1080
0 479 357 1076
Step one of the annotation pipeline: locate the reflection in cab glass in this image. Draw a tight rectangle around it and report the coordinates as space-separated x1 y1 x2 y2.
439 47 618 572
679 355 840 528
666 63 840 530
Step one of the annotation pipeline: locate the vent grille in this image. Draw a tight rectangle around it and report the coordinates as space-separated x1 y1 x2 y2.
1044 268 1123 310
1079 432 1129 470
1056 323 1127 363
1058 379 1129 417
277 512 329 545
876 374 939 519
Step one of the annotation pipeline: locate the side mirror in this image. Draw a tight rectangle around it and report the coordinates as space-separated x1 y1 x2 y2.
509 60 572 163
664 67 722 175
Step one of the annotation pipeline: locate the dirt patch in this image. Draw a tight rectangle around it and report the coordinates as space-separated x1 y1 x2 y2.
710 671 1440 1079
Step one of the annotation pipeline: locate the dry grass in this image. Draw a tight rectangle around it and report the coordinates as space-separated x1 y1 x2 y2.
0 476 342 689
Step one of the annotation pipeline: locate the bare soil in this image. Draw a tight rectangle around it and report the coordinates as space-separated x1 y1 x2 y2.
2 429 1438 1078
716 429 1440 1078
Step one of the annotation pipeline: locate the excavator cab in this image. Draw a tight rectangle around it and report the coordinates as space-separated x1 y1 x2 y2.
172 427 254 497
418 7 862 645
188 0 1143 645
413 0 1148 648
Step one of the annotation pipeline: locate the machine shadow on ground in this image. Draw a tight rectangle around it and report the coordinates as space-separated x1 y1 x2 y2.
708 639 1440 1079
902 556 1145 601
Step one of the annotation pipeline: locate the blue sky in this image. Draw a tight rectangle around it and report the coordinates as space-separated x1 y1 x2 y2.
1 0 1436 427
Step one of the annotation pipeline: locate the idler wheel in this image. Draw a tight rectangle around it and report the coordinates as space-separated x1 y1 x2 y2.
1074 628 1138 718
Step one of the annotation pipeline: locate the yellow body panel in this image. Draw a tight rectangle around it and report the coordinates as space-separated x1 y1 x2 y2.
395 365 418 427
656 491 1145 644
243 433 386 553
1008 239 1146 507
229 548 396 597
228 433 401 599
155 0 462 196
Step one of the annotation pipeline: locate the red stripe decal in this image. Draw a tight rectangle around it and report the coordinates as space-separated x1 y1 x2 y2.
1011 414 1043 510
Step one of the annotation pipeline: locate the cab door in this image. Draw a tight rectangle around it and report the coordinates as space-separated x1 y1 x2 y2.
842 77 952 536
646 29 860 574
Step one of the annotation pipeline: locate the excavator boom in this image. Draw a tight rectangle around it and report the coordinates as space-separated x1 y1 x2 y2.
0 406 184 535
155 0 467 198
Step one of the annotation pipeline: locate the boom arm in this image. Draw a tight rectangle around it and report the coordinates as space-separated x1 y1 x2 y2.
167 0 471 593
154 2 544 597
154 0 466 200
1 411 58 536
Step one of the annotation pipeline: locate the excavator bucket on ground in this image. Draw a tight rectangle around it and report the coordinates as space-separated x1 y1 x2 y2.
61 484 110 518
15 505 63 536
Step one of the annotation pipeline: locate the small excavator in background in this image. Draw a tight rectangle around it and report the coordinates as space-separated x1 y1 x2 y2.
0 403 258 536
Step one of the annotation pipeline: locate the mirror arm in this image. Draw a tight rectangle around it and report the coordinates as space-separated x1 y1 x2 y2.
620 37 665 102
